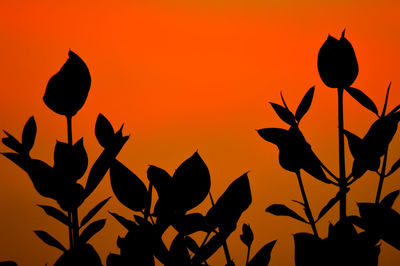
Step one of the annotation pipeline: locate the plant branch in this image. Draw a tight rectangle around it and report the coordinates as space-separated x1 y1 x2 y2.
376 147 389 204
296 171 318 237
337 88 347 220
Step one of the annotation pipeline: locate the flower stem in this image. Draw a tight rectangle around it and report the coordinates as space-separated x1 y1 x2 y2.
337 88 347 221
246 245 251 265
375 147 389 204
67 116 79 248
296 171 318 237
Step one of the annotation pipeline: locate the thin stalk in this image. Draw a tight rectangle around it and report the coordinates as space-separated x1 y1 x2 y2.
66 116 74 249
296 171 318 237
208 192 233 265
337 88 347 220
144 183 153 220
67 116 79 247
375 148 389 204
246 245 251 266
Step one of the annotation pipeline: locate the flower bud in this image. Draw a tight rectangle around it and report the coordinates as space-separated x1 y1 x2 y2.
317 30 358 88
43 50 91 117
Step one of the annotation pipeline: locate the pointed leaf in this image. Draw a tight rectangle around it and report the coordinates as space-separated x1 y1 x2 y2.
345 87 378 116
270 103 296 126
257 128 287 146
266 204 307 223
2 131 24 154
34 230 66 252
240 223 253 247
170 152 211 212
79 219 106 244
38 205 70 226
343 130 363 159
80 197 111 228
381 82 391 117
206 173 252 230
380 190 400 208
316 188 349 221
184 236 200 253
110 160 147 211
386 158 400 177
22 116 36 153
295 86 315 122
109 211 137 230
248 240 276 266
95 113 115 149
147 165 171 199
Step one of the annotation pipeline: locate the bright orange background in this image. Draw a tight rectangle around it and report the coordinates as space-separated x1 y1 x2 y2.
1 1 400 265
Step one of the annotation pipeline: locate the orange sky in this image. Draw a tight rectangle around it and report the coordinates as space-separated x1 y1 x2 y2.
1 1 400 265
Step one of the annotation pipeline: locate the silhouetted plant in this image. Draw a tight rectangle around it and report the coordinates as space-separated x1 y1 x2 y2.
106 152 276 265
258 30 400 265
2 51 128 265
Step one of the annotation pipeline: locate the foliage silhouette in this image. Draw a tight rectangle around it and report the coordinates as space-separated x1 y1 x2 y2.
107 152 275 265
2 51 127 265
259 30 400 265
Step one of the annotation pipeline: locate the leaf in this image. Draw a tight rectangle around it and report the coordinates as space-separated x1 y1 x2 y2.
147 165 171 199
270 102 296 126
266 204 307 223
95 113 115 149
257 128 288 146
109 211 137 230
54 138 88 182
34 230 66 252
80 197 111 228
358 203 400 250
386 158 400 177
295 86 315 122
192 230 232 264
184 236 199 253
2 131 24 154
172 213 209 235
247 240 276 266
38 205 70 226
206 173 252 231
343 130 363 159
380 190 400 208
240 223 253 247
170 152 211 213
345 87 379 116
110 159 147 211
381 82 391 117
54 243 102 266
22 116 36 153
316 189 349 221
166 234 190 266
79 219 106 244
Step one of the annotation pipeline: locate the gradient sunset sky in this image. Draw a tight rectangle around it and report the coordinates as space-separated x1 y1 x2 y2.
1 1 400 265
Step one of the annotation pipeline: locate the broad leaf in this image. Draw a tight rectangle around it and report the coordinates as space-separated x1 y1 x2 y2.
109 212 137 230
147 165 171 199
206 173 252 231
257 128 287 146
295 86 315 122
80 197 111 228
38 205 70 226
22 116 36 153
79 219 106 244
345 87 379 116
110 160 147 211
270 102 296 126
95 113 114 149
343 130 363 158
170 152 211 213
380 190 400 208
248 240 276 266
266 204 307 223
34 230 66 252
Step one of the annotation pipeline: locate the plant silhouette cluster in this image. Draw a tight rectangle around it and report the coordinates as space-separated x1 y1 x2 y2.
259 30 400 266
2 31 400 266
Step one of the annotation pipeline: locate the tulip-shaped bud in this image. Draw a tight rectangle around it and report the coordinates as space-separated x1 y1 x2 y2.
240 223 254 248
318 30 358 88
43 50 91 117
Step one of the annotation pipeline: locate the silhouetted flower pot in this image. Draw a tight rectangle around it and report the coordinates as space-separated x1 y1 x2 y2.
317 30 358 89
